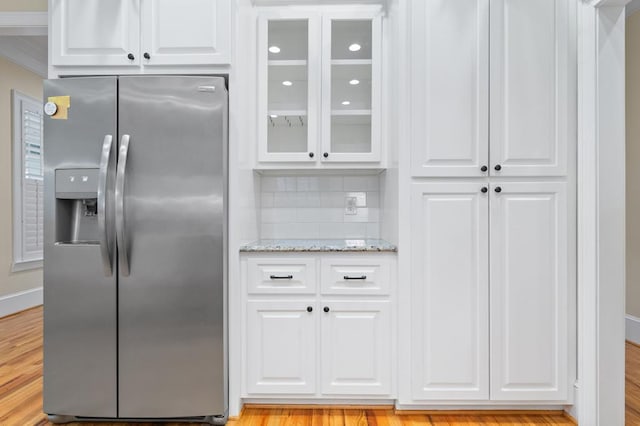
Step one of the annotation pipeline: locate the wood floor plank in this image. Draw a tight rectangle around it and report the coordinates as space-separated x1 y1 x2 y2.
0 307 632 425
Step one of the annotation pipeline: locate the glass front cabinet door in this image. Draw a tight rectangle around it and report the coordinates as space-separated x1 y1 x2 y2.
257 10 382 165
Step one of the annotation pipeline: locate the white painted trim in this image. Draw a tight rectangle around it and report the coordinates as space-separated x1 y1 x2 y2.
0 287 43 319
0 38 47 77
11 259 43 273
395 404 568 410
577 1 630 425
0 12 47 36
626 315 640 345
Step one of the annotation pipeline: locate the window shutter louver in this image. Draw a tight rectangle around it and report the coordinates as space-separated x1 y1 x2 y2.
15 94 44 263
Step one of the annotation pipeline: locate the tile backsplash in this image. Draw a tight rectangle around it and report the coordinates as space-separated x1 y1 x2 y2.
260 175 380 239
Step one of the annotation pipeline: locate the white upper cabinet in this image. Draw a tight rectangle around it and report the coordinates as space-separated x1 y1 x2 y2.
410 0 573 177
51 0 141 66
258 13 321 162
50 0 231 69
141 0 231 66
490 0 572 176
320 15 381 163
411 182 489 400
489 182 569 401
257 8 382 166
410 0 489 177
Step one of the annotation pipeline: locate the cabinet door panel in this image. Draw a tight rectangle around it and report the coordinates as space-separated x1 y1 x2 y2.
321 301 391 395
490 0 572 176
410 0 489 177
246 301 316 394
51 0 140 66
490 182 569 400
410 183 489 400
141 0 231 65
257 14 321 163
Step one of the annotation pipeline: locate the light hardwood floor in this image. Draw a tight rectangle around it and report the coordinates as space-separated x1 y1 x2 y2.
0 306 629 425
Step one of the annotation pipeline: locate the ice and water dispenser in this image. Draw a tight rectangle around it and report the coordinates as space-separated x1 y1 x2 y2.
55 168 100 245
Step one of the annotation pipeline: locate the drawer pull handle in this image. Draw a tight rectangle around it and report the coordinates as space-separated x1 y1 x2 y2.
343 275 367 280
270 275 293 280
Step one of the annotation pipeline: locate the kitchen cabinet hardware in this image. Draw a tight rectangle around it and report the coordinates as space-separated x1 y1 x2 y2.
323 306 330 313
481 187 488 193
494 186 502 193
307 306 313 312
481 165 488 172
323 152 329 158
494 164 502 171
127 53 135 60
309 152 314 158
143 52 150 60
343 275 367 280
270 274 294 280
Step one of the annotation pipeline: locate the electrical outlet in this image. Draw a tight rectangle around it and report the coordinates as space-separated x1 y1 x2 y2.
345 196 358 215
347 192 367 207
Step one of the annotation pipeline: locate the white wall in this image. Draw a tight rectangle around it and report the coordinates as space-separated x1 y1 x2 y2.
0 56 43 298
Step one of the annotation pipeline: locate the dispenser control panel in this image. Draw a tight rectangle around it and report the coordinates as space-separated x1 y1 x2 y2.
55 169 99 199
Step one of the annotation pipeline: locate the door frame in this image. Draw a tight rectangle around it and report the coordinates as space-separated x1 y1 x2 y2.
576 0 630 424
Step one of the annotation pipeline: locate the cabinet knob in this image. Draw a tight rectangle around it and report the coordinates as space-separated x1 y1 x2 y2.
143 52 150 60
323 306 330 313
127 53 135 60
495 186 502 193
494 164 502 171
481 187 488 193
323 152 329 158
481 165 488 172
309 152 314 158
307 306 313 313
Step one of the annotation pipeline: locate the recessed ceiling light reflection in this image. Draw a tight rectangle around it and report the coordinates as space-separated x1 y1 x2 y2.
341 101 351 106
282 81 293 86
349 43 361 52
349 79 360 85
270 114 278 118
269 46 281 53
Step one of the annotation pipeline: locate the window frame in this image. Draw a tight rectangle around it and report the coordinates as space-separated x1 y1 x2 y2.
12 90 43 272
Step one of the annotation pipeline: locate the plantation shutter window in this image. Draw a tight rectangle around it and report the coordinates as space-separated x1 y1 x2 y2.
13 91 44 269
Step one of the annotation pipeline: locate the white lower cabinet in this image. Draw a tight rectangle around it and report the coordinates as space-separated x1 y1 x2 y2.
243 254 395 399
489 182 569 401
410 181 573 403
321 301 391 395
410 182 489 400
246 301 316 394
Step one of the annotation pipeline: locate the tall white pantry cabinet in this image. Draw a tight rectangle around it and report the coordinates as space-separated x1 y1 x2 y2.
407 0 576 405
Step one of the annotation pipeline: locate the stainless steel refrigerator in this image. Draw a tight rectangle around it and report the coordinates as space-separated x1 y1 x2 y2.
42 76 228 424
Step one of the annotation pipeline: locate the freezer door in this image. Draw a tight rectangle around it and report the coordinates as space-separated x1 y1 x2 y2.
43 77 118 417
117 76 227 418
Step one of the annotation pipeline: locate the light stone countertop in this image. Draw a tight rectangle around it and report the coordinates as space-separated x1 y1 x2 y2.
239 239 398 253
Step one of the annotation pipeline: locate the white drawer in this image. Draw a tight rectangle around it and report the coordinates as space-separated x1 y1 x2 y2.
320 258 390 296
247 258 316 294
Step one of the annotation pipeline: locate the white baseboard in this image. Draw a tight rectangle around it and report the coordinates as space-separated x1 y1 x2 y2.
626 314 640 345
0 287 43 319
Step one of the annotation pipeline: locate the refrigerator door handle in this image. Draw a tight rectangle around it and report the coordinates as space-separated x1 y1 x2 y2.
116 134 131 276
98 134 114 276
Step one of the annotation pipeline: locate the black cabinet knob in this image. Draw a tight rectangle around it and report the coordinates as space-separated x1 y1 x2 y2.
143 52 151 60
323 152 329 158
494 164 502 171
323 306 330 313
127 53 135 60
481 187 488 193
481 165 488 172
309 152 314 158
495 186 502 193
307 306 313 313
